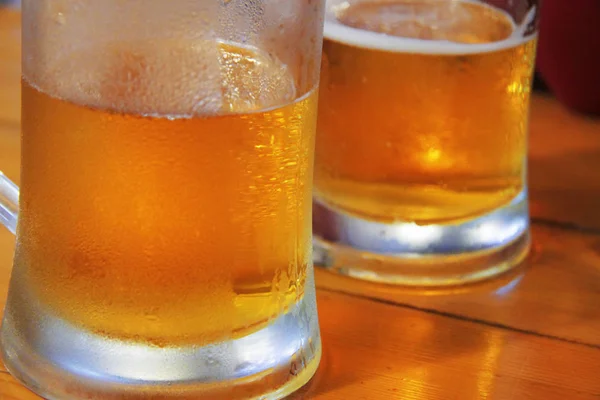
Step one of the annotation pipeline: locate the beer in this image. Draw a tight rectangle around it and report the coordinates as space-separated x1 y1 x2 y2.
315 0 536 224
18 40 316 346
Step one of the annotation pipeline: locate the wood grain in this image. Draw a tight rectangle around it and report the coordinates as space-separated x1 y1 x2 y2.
529 95 600 230
0 372 40 400
315 223 600 347
291 290 600 400
0 9 20 126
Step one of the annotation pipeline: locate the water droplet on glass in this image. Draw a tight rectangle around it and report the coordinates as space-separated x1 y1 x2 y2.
55 12 66 25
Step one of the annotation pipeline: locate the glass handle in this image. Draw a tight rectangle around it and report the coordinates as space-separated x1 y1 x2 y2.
0 171 19 235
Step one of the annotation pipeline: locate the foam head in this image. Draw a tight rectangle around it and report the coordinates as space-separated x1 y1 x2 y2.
324 0 536 55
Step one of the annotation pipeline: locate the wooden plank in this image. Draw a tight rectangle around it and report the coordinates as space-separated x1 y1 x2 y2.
529 95 600 230
0 372 40 400
315 223 600 347
0 10 21 183
1 291 599 400
299 290 600 400
0 9 20 126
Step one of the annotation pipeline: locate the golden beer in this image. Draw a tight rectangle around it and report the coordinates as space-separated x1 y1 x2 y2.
315 0 537 224
18 41 316 346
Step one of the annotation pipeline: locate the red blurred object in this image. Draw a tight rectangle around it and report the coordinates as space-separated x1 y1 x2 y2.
536 0 600 115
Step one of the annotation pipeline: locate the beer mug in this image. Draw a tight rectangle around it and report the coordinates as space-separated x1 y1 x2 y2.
0 1 324 399
313 0 539 286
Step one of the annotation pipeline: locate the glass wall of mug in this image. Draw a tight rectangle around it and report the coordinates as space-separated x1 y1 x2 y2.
0 1 325 399
313 0 538 286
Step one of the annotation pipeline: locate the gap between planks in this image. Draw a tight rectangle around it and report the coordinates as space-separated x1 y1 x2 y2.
317 286 600 351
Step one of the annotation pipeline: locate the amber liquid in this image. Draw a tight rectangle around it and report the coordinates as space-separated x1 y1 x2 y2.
18 41 317 346
315 0 536 224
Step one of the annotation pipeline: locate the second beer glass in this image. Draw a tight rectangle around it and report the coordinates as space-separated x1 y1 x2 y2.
314 0 538 285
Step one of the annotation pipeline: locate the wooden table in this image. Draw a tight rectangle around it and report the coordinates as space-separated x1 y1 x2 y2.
1 8 599 400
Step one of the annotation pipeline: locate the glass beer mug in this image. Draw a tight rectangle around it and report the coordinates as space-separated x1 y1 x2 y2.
0 1 325 399
313 0 538 286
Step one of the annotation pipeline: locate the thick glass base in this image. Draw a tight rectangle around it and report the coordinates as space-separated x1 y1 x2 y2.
0 272 321 400
313 191 530 286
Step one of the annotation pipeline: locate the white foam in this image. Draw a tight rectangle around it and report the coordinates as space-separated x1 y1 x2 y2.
324 0 537 55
